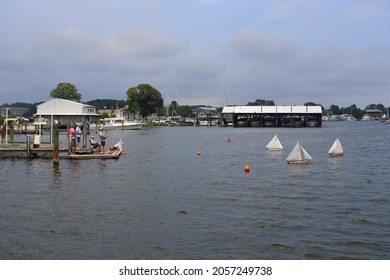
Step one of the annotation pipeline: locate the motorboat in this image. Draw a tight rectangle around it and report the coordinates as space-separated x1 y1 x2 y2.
91 117 142 130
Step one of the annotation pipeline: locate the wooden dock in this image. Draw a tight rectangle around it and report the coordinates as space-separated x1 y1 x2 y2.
0 143 68 158
0 143 122 160
68 149 122 160
1 132 124 160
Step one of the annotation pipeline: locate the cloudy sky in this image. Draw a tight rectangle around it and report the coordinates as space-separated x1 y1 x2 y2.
1 0 389 108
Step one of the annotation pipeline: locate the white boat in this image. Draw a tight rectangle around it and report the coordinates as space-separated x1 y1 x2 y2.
328 138 344 157
286 141 312 164
91 117 142 130
266 134 283 150
33 117 49 126
198 119 219 126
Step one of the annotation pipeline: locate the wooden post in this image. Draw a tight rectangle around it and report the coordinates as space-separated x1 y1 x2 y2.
10 124 14 143
53 126 59 164
26 135 31 158
83 121 87 148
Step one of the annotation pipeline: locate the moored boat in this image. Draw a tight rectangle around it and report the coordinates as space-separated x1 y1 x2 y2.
90 117 142 130
306 118 319 127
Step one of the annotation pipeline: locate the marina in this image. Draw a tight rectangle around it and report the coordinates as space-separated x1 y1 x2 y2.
1 121 390 259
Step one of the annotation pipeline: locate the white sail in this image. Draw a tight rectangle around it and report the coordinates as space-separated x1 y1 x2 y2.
300 145 313 160
286 141 312 164
328 138 343 156
266 134 283 150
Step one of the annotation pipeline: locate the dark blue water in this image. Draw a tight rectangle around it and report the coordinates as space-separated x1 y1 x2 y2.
1 121 389 259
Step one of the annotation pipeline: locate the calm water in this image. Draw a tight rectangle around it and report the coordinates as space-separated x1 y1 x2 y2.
1 121 389 259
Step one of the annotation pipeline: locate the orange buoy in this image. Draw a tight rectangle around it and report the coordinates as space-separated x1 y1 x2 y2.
244 165 250 173
197 151 201 156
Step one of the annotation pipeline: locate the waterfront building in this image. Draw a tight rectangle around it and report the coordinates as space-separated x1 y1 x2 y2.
0 107 29 117
221 105 322 127
35 98 99 127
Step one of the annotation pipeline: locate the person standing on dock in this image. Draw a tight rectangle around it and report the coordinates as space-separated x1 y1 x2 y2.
98 126 107 153
75 123 82 149
69 124 76 150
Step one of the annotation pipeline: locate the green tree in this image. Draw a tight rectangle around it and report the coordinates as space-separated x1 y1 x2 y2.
179 105 194 117
126 84 164 117
50 82 82 102
169 100 179 116
247 99 275 106
304 102 319 106
86 99 127 110
349 104 363 119
329 104 341 115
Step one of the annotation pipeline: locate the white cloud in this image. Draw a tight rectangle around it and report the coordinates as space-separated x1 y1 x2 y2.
230 29 296 61
1 1 390 108
260 0 316 21
105 26 183 58
347 2 390 22
200 0 219 4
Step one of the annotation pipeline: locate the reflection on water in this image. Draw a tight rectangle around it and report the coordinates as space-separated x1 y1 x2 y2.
52 164 61 182
1 121 390 259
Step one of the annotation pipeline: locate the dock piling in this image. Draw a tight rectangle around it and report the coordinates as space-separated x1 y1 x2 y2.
26 135 31 158
53 126 59 164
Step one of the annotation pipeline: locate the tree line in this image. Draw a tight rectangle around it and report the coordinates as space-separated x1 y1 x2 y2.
1 83 389 121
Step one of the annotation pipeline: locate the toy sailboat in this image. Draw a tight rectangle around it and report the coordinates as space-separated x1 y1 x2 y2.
265 134 283 150
328 138 344 157
286 141 312 164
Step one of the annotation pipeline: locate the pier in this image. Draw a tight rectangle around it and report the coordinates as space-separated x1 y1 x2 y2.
0 135 69 159
0 134 123 160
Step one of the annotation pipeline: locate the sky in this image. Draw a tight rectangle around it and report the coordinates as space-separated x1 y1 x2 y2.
1 0 389 108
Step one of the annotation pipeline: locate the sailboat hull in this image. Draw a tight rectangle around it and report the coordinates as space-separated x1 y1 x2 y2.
269 147 283 151
329 153 344 157
287 159 310 164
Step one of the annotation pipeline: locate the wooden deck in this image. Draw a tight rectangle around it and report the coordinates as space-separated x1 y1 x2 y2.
68 149 122 159
0 143 122 160
0 143 68 158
